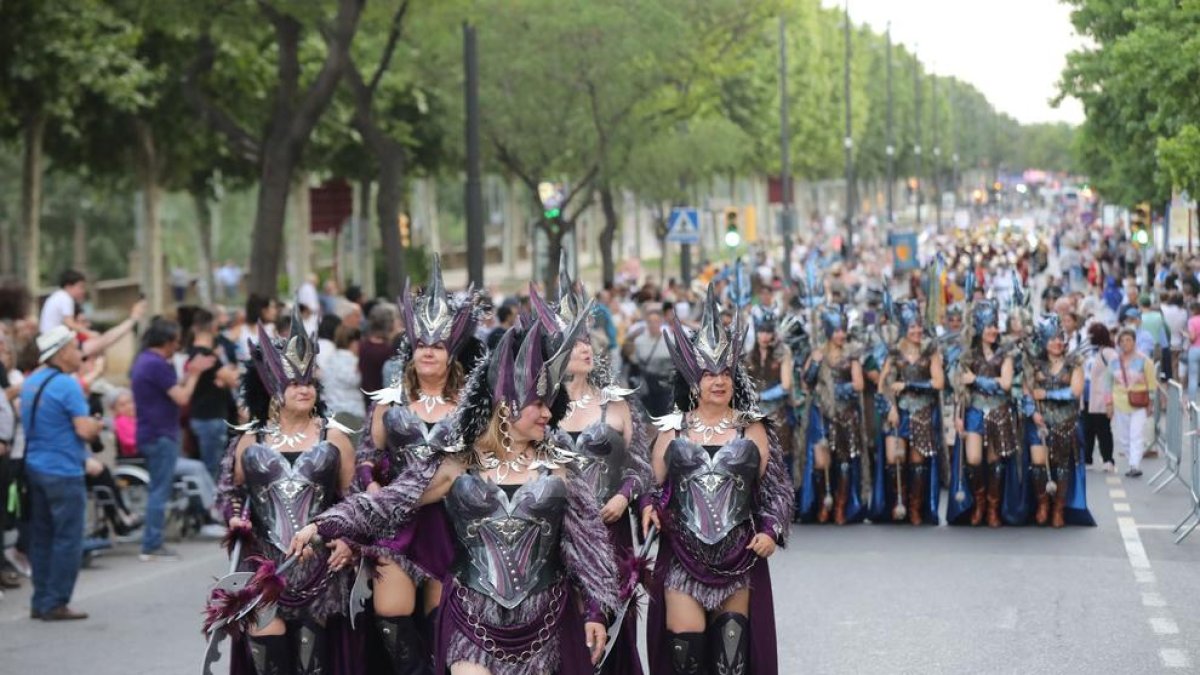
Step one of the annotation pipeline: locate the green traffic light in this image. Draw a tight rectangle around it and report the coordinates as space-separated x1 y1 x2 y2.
724 230 741 248
544 208 561 219
1134 229 1149 245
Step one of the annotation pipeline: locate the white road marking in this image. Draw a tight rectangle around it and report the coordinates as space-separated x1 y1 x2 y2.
1135 524 1177 530
1106 476 1122 485
1117 517 1152 569
1109 489 1127 498
1113 502 1131 512
1142 591 1166 607
1161 649 1191 669
1134 568 1157 584
1150 617 1180 635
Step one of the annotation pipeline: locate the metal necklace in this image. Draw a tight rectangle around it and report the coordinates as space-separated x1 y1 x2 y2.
267 420 309 450
416 391 447 415
562 392 594 421
690 413 734 444
487 451 530 482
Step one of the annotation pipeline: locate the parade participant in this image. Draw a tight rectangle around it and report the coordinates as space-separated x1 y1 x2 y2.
355 257 478 674
745 308 795 470
296 312 619 675
798 306 868 524
873 300 944 525
215 308 358 674
642 283 793 675
949 300 1018 527
1027 315 1095 527
532 269 652 675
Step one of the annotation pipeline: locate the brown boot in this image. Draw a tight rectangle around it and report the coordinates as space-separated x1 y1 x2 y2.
815 473 831 524
1051 468 1067 528
909 465 927 525
1032 467 1050 526
833 465 850 525
967 465 987 527
986 463 1005 528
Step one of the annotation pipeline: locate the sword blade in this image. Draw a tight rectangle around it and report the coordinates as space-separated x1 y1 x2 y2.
201 628 226 675
348 557 373 631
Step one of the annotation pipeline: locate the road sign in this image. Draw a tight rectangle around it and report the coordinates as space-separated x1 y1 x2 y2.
889 231 919 272
666 207 701 245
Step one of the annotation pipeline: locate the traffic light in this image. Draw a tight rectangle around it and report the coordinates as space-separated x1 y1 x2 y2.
724 207 740 248
1131 202 1150 247
398 213 411 248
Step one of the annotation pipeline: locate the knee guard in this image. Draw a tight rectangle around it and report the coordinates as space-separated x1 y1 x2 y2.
293 619 329 675
668 630 706 674
708 612 750 675
375 614 429 675
247 634 291 675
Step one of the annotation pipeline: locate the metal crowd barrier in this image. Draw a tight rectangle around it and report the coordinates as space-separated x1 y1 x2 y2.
1150 381 1186 493
1174 401 1200 544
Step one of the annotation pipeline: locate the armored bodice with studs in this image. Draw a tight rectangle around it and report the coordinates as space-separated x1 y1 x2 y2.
445 469 567 610
1032 356 1080 427
565 405 628 505
382 403 456 473
892 341 938 412
964 345 1009 413
243 431 341 554
666 430 759 546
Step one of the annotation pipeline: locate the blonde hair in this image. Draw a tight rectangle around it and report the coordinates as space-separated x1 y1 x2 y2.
404 358 465 403
470 405 509 467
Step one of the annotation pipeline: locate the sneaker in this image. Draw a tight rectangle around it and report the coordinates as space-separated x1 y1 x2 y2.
1104 461 1116 474
1125 468 1144 478
198 524 227 539
139 547 180 562
0 569 21 589
41 605 88 621
4 549 32 578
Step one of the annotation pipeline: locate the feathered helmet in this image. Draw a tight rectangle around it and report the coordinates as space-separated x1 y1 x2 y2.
970 299 1000 334
399 254 476 357
945 303 965 323
1034 313 1064 353
664 283 743 388
893 299 922 335
818 306 848 339
252 303 318 399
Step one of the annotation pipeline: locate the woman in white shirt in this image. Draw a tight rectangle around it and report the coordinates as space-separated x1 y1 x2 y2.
321 325 366 425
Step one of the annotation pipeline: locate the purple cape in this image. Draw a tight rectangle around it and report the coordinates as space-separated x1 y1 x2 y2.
646 532 779 675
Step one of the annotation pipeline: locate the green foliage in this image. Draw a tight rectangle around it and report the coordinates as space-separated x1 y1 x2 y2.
1059 0 1200 205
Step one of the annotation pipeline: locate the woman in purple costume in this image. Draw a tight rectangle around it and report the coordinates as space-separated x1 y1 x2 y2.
355 257 478 674
641 283 794 675
531 269 652 675
292 303 619 675
216 307 358 674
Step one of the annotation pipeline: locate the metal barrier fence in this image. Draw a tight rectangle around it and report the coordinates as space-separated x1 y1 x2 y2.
1150 381 1186 493
1174 398 1200 544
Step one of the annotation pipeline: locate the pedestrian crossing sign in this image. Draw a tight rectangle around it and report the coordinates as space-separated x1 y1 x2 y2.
889 231 919 272
667 207 701 244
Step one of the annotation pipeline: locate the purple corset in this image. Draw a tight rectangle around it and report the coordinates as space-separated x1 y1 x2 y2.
383 405 456 471
243 441 341 553
445 471 567 609
667 437 759 546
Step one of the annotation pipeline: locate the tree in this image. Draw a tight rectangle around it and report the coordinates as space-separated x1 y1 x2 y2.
0 0 154 295
182 0 366 297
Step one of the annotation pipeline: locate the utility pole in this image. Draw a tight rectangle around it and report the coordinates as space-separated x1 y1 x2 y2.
885 23 894 226
843 1 855 262
463 22 485 288
779 16 794 280
932 72 941 231
913 47 923 226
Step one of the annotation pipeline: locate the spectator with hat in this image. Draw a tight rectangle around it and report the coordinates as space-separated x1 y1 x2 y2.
19 325 104 620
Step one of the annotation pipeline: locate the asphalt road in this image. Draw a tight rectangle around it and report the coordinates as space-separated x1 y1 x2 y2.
2 454 1197 674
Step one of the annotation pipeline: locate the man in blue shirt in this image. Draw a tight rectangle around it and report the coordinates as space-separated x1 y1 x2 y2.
20 325 102 621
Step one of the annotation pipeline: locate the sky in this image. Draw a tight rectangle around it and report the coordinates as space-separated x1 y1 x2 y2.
823 0 1087 125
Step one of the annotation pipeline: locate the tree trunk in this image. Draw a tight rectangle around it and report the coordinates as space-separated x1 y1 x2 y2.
247 143 294 298
598 183 619 288
543 222 566 294
0 218 12 277
376 144 407 298
72 216 87 277
191 184 215 306
21 110 46 306
135 121 165 314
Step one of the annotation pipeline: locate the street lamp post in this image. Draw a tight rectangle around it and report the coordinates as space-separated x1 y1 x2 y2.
843 1 854 262
885 23 894 227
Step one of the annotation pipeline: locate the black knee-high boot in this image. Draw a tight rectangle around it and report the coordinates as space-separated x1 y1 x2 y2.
293 619 329 675
247 634 292 675
668 630 707 674
376 615 429 675
708 612 749 675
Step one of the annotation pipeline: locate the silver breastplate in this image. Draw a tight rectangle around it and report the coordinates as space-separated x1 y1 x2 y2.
243 441 341 553
667 437 758 546
565 422 627 504
383 405 453 466
446 471 567 609
897 353 937 412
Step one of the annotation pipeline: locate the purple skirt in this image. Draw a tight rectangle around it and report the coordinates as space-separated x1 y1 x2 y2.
364 502 456 583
